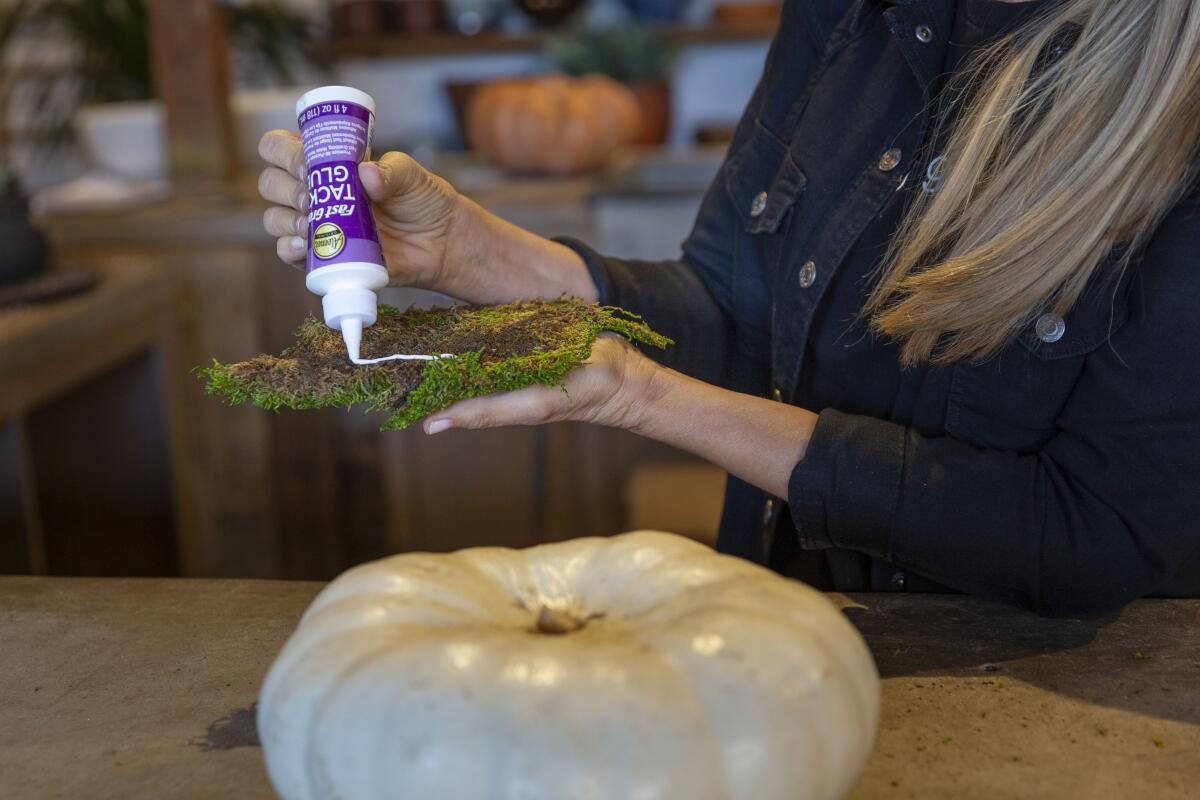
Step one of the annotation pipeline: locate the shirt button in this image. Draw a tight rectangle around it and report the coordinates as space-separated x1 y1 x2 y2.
877 148 903 172
1035 313 1066 343
915 24 933 43
772 385 783 402
762 498 777 526
798 260 817 288
750 191 768 218
890 571 907 590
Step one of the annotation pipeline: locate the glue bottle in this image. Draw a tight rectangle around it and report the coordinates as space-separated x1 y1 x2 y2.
296 85 387 363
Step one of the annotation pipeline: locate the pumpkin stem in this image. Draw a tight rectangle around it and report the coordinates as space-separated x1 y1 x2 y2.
535 606 590 635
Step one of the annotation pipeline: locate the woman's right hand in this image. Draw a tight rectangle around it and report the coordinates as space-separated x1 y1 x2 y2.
258 130 462 292
257 129 597 304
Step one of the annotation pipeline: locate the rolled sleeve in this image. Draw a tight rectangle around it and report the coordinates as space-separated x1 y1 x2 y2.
788 408 904 558
550 237 737 387
556 237 619 306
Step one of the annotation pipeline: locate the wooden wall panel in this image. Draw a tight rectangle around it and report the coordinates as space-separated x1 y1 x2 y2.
258 252 347 579
543 423 691 542
331 410 392 571
183 247 281 577
381 426 540 554
0 422 38 574
27 352 177 576
147 0 237 184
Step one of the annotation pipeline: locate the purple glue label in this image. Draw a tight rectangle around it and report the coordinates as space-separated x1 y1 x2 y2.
297 100 385 274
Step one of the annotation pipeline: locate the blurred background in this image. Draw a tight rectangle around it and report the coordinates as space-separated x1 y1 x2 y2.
0 0 774 580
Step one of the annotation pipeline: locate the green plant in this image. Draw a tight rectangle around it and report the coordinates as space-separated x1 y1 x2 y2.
545 24 673 83
199 299 672 431
23 0 316 104
39 0 154 104
227 1 321 88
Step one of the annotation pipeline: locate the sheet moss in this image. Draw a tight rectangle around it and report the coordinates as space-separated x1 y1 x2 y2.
198 299 671 430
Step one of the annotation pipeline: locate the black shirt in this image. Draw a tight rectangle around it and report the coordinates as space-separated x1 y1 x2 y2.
562 0 1200 616
788 0 1047 590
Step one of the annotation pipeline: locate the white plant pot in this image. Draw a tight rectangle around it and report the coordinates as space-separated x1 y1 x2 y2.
231 88 307 171
73 89 308 181
74 100 167 181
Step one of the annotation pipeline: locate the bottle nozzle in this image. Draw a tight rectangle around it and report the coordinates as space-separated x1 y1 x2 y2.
340 316 363 363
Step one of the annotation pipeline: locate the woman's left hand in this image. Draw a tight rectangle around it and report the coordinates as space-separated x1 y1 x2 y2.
422 334 655 435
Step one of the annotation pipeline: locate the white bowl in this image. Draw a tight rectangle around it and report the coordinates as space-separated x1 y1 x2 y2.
74 100 167 180
232 88 307 171
73 89 308 180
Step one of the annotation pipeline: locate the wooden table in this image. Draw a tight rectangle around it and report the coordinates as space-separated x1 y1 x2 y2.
1 578 1196 798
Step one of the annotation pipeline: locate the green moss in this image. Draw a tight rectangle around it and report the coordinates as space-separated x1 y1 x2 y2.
197 299 671 431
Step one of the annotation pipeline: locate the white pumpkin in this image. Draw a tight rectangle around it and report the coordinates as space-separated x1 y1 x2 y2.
258 531 880 800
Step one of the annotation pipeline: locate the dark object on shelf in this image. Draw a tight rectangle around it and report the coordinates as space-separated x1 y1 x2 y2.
0 175 48 288
443 0 500 35
389 0 444 33
512 0 585 28
329 22 776 58
617 0 687 24
712 1 781 26
0 268 98 311
627 79 671 145
445 79 487 147
546 24 673 83
694 122 736 145
332 0 388 35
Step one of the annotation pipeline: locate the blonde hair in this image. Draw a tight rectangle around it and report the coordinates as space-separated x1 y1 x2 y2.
866 0 1200 365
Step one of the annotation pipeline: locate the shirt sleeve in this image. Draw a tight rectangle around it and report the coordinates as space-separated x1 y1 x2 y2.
788 197 1200 617
555 222 739 389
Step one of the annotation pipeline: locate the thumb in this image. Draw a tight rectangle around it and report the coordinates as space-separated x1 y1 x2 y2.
358 151 423 203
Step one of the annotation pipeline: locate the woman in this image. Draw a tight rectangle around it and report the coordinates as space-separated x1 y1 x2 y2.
258 0 1200 616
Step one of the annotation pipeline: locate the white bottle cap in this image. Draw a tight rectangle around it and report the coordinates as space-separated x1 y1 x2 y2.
295 86 377 116
322 286 377 330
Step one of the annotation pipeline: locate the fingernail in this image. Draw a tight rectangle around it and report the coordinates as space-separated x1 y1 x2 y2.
425 418 453 435
361 161 384 187
298 190 310 211
289 236 305 252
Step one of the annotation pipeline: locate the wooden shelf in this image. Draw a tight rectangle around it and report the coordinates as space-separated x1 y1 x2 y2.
329 21 777 59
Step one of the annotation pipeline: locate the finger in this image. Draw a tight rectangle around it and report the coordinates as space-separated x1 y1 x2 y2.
423 385 564 434
258 166 307 210
359 151 425 203
258 130 305 179
276 235 306 265
264 206 305 238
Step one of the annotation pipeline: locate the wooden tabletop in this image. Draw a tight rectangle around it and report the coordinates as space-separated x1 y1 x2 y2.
0 260 173 423
0 577 1196 798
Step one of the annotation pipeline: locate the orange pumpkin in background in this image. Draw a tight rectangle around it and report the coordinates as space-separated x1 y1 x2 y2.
466 75 641 176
